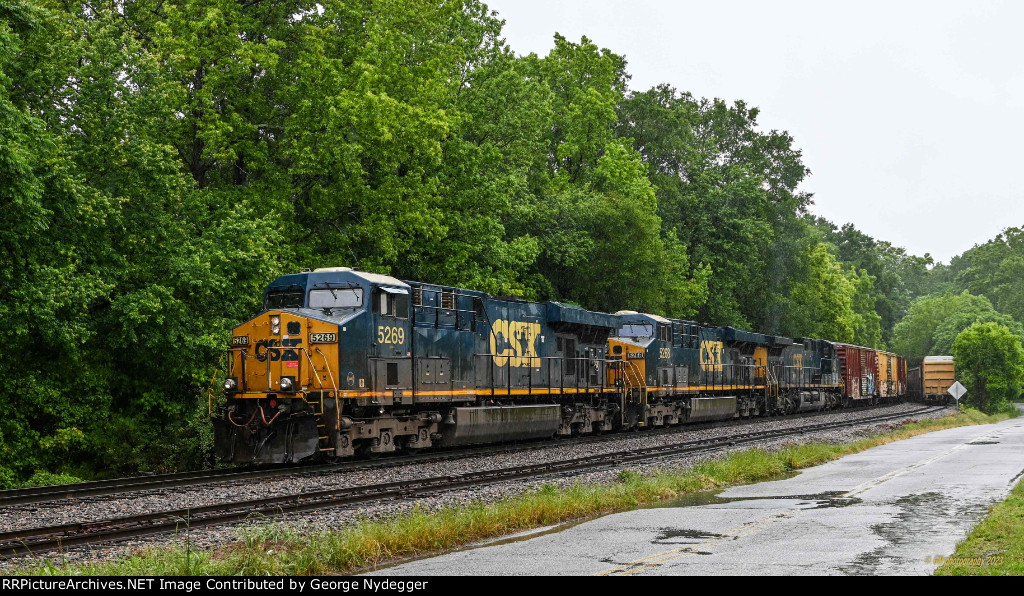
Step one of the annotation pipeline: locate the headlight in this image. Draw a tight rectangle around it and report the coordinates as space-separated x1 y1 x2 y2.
279 376 294 392
224 377 238 391
270 315 281 335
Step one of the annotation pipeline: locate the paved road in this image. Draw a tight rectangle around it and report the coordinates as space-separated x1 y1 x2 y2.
374 413 1024 575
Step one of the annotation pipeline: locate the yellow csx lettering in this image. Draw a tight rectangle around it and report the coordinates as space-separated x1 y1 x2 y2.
490 319 541 368
376 326 405 345
700 340 723 372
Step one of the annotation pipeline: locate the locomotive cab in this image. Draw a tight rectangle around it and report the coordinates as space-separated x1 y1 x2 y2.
214 267 415 464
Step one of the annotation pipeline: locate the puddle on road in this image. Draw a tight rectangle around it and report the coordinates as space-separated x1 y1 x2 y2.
649 482 862 511
652 528 724 543
838 491 990 575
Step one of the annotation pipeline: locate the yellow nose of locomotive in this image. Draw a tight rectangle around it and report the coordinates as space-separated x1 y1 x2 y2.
225 311 340 398
216 311 342 464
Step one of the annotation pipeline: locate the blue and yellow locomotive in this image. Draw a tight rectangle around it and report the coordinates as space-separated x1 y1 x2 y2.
605 312 843 430
214 267 622 463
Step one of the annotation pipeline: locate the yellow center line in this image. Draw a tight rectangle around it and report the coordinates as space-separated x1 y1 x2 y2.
841 424 1023 498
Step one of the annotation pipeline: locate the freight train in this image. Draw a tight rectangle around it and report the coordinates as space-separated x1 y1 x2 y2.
212 267 908 464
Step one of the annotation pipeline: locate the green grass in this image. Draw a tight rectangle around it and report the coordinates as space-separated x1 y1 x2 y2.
13 406 1016 576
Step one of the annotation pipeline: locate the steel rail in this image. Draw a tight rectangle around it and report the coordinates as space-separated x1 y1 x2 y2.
0 406 942 558
0 402 935 508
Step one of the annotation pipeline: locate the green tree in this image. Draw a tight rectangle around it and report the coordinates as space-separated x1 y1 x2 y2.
0 0 287 479
616 86 813 331
848 267 883 348
785 244 856 342
893 292 1024 363
953 322 1024 413
0 0 948 482
811 218 936 345
950 227 1024 323
0 0 94 485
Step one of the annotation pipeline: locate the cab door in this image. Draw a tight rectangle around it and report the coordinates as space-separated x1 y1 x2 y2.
371 286 412 404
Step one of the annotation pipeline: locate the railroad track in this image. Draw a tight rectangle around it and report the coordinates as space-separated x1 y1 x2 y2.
0 405 942 558
0 402 929 508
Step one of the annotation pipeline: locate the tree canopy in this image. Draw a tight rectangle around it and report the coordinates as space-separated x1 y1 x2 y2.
2 0 1012 484
893 292 1024 363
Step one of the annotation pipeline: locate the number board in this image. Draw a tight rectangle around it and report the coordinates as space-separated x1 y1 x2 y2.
310 332 337 343
231 336 249 346
377 326 405 345
627 352 645 359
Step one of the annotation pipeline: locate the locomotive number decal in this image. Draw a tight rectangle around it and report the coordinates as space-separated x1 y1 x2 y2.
231 336 249 346
310 332 337 343
700 340 723 372
659 347 671 359
792 353 804 369
490 319 541 368
377 326 405 345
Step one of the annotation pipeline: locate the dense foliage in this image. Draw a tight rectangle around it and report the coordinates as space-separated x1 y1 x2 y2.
892 292 1024 364
0 0 1019 482
953 323 1024 414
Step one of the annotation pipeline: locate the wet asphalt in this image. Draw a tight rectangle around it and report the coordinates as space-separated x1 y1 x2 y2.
371 410 1024 576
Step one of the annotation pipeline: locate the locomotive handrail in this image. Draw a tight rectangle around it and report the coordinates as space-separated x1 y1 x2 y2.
475 353 612 396
313 347 339 393
617 358 646 389
313 347 341 432
775 365 839 388
227 345 337 396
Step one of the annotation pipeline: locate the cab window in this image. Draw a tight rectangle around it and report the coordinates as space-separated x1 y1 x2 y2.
265 290 304 309
308 287 363 309
377 288 410 319
618 324 653 338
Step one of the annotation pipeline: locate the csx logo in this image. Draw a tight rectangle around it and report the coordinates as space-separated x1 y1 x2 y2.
490 319 541 368
700 340 723 372
254 338 302 362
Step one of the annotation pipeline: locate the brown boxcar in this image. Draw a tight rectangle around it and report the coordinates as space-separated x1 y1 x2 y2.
837 344 878 403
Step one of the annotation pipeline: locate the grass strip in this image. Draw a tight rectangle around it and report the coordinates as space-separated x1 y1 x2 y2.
17 407 1016 576
935 476 1024 575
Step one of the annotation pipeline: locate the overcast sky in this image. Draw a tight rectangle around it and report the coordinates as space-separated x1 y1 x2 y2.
484 0 1024 263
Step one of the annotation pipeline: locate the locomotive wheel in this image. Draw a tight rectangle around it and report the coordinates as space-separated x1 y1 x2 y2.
401 437 422 455
360 442 382 459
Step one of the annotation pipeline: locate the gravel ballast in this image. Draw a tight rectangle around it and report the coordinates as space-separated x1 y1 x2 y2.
1 403 954 570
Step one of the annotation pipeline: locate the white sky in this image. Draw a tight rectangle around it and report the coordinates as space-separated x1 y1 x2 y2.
484 0 1024 263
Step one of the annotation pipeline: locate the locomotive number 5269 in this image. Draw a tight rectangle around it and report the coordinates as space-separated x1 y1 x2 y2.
377 326 405 345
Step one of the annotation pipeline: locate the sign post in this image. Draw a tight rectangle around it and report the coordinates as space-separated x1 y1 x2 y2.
948 381 967 407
